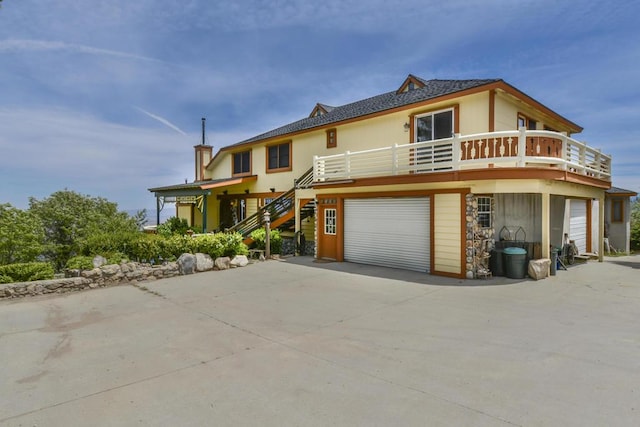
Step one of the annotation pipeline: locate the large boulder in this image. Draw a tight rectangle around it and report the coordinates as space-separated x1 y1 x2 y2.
214 257 231 270
92 255 108 268
230 255 249 268
195 253 214 272
101 264 122 277
177 253 197 275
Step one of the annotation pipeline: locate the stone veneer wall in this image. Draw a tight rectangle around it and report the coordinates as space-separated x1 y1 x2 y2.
465 194 496 279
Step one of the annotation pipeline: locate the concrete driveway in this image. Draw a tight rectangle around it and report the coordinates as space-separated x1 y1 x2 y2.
1 255 639 426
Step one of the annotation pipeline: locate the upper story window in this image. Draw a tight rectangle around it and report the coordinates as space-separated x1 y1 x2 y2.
415 108 454 142
267 141 291 172
232 150 251 176
518 113 537 130
326 128 337 149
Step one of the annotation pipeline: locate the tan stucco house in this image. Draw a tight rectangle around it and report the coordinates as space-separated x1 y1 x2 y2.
149 74 613 278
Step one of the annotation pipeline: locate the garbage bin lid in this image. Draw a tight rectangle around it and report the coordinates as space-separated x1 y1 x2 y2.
504 247 527 255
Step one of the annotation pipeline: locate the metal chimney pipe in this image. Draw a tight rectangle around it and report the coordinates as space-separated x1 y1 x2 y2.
201 117 206 145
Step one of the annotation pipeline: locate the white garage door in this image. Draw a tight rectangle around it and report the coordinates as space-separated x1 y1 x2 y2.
344 198 430 272
569 199 587 254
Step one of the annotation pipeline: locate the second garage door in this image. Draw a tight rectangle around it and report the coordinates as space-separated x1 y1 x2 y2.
569 199 587 254
344 198 430 272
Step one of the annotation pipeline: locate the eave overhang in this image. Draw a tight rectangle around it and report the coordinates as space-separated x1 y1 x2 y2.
148 175 257 197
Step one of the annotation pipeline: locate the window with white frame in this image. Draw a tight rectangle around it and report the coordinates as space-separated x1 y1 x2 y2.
477 196 492 228
414 108 454 170
324 208 336 235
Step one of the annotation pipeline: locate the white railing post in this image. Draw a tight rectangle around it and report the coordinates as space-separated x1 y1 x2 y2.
313 155 320 182
595 149 602 178
579 143 586 174
452 133 461 170
518 127 527 167
392 144 398 175
345 151 351 179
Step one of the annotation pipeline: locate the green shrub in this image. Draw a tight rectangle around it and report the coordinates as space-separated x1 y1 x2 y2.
0 262 55 283
156 217 198 237
116 231 247 264
127 234 163 263
80 231 138 258
0 274 12 284
160 235 194 260
66 256 95 270
250 228 282 254
192 234 225 259
220 232 249 257
192 232 248 259
106 252 129 264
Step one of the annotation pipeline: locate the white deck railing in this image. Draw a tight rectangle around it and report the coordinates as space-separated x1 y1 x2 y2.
313 128 611 182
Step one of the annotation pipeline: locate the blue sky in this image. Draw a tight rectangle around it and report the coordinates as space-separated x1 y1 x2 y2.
1 0 639 215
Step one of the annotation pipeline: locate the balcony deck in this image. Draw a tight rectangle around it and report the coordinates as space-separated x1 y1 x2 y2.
313 129 611 184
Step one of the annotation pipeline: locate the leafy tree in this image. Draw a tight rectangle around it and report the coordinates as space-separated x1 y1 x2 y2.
28 190 139 270
0 204 45 265
631 197 640 251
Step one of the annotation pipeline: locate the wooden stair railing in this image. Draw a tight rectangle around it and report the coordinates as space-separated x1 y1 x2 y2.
229 168 315 240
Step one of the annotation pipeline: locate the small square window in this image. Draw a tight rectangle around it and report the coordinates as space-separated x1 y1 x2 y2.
477 196 492 228
326 129 337 148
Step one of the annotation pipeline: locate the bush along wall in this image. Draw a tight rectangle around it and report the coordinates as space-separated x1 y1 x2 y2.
0 262 55 284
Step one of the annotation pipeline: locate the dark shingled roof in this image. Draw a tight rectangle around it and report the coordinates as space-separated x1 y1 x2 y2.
229 78 501 148
606 186 638 196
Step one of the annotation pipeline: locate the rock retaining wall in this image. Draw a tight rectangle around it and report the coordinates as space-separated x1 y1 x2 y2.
0 253 253 300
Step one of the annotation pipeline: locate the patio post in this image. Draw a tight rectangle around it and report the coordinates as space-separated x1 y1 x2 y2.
264 211 271 259
156 196 161 228
541 192 550 260
202 194 208 233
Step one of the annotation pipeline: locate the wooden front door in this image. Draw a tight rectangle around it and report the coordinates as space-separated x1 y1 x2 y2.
318 200 338 260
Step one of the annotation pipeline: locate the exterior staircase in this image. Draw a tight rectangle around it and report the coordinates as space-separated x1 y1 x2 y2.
228 168 314 242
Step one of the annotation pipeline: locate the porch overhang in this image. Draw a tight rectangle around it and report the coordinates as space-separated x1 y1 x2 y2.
200 175 257 190
148 176 257 231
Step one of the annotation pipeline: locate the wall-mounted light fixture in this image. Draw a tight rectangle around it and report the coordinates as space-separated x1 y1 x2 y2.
403 122 410 132
270 187 276 193
223 190 228 195
244 189 250 194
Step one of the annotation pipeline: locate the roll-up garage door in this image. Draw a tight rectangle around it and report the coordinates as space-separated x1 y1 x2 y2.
569 199 587 254
344 198 430 272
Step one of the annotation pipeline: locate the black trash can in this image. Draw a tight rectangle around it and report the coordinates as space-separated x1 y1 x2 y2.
503 247 527 279
550 248 559 276
490 249 504 276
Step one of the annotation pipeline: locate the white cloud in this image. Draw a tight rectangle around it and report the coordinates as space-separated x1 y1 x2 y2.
0 108 194 210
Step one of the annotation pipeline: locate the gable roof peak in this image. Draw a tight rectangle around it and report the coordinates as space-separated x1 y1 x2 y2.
397 74 428 94
309 102 336 118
